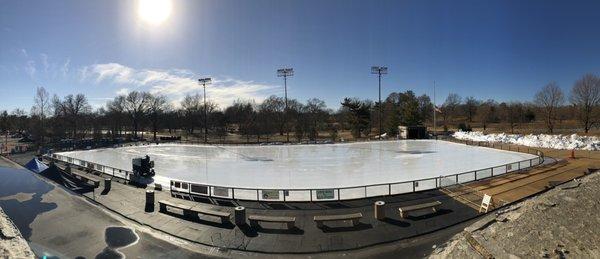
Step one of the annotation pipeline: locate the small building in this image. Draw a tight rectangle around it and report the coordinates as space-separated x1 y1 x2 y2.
398 125 427 139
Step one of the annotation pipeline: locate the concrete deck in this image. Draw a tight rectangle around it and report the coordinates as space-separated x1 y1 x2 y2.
50 159 477 253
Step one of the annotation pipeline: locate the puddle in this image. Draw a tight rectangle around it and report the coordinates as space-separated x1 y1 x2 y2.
0 167 57 239
95 247 124 259
95 226 139 259
105 226 139 248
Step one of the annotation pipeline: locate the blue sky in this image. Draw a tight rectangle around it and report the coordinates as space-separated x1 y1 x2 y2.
1 0 600 112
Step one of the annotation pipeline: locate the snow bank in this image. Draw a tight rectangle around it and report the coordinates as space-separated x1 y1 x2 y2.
452 131 600 151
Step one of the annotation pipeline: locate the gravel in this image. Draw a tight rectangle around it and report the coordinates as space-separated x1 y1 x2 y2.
429 171 600 258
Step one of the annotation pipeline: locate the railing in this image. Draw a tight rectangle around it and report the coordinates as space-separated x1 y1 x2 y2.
47 139 544 202
46 153 134 182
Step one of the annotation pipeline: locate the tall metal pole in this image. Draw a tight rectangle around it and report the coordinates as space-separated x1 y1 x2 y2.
277 68 293 143
198 78 212 144
284 75 289 143
203 83 207 144
378 72 382 139
371 66 387 140
433 81 437 140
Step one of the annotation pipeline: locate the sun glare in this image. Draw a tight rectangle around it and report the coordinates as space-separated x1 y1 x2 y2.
137 0 172 25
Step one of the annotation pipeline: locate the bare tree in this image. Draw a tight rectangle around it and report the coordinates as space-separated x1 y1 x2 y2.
535 82 565 133
476 99 497 131
32 87 51 142
148 94 168 141
570 74 600 133
464 96 479 123
440 93 461 129
52 94 91 138
123 91 152 138
499 102 524 133
107 96 126 137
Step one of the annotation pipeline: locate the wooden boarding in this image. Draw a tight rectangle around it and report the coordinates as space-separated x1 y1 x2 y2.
314 212 362 228
248 215 296 229
398 201 442 218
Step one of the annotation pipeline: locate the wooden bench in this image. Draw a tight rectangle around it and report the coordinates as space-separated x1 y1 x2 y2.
248 215 296 229
188 207 231 224
314 212 362 228
67 169 100 188
398 201 442 218
158 200 191 214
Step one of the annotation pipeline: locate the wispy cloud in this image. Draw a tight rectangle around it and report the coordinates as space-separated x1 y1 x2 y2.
40 53 49 72
24 60 36 78
80 63 280 108
61 58 70 77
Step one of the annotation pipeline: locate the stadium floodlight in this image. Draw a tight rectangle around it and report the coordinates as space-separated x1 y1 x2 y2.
198 78 212 144
371 66 388 140
277 68 294 143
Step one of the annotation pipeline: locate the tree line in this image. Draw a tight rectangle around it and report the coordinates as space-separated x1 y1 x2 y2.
1 73 599 145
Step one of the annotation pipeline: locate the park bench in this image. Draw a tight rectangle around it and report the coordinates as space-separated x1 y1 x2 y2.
66 169 100 188
158 200 230 223
187 206 231 224
314 212 362 228
248 215 296 229
158 200 191 215
398 200 442 218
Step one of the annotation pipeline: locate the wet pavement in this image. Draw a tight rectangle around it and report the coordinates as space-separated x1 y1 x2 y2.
0 153 479 258
0 163 213 258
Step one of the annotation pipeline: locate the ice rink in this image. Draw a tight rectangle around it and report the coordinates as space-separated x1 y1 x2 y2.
56 140 536 189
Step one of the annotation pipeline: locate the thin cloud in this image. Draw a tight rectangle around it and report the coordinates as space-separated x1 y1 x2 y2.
61 58 71 77
80 63 280 108
25 60 36 78
40 53 49 72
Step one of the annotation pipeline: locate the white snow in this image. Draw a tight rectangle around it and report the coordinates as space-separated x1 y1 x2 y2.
453 131 600 151
57 140 535 189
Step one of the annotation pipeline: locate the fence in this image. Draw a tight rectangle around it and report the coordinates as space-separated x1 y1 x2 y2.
47 139 544 202
47 153 134 182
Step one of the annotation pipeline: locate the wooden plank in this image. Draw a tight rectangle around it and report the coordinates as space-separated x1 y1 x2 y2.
248 215 295 223
314 212 362 221
190 207 230 217
399 201 441 212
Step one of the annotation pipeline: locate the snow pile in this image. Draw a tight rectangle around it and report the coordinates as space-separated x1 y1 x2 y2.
452 131 600 151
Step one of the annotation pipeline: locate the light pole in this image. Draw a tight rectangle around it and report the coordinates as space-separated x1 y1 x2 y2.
198 78 212 144
277 68 294 143
371 66 388 139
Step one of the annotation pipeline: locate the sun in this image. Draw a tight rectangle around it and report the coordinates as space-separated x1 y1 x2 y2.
137 0 172 25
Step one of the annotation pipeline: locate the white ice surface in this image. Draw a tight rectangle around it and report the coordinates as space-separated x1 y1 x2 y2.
56 140 536 189
453 131 600 151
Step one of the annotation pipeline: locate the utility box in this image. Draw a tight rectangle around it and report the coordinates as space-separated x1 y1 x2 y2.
398 125 427 139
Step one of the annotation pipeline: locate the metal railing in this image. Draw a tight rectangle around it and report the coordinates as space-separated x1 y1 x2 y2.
47 139 544 202
47 153 134 182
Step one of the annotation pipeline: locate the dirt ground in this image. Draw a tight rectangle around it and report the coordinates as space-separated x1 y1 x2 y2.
429 170 600 259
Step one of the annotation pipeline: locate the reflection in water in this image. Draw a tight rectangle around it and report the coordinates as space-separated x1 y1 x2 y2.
0 167 57 239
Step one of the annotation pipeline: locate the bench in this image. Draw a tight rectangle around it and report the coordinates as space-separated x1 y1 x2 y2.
158 200 191 214
188 207 231 224
314 212 362 228
66 169 100 188
158 200 230 223
248 215 296 229
398 201 442 218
